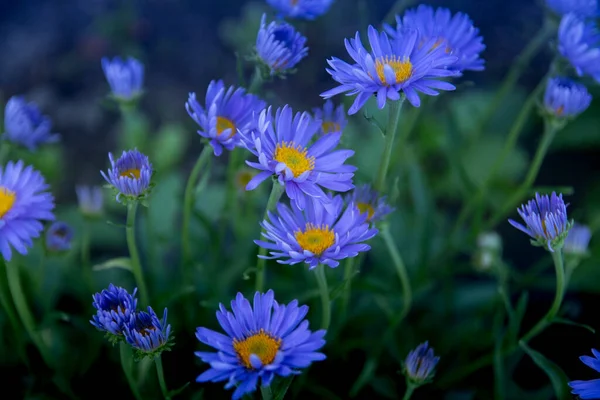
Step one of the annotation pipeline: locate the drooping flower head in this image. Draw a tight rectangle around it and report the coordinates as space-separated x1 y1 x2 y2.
386 5 485 74
312 100 347 135
547 0 598 17
403 341 440 385
346 184 394 223
266 0 334 20
90 284 138 342
101 56 144 101
508 192 572 252
558 13 600 83
256 194 378 268
0 161 55 261
101 149 153 203
124 306 173 358
569 348 600 399
322 26 458 114
256 14 309 75
563 223 592 256
195 290 326 400
2 96 60 151
76 185 104 217
186 80 266 156
45 221 74 252
240 106 356 211
544 77 592 118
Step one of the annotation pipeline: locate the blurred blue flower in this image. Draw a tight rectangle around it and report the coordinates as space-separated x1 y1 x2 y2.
195 290 326 400
0 161 55 261
101 56 144 100
563 223 592 255
256 194 378 268
544 77 592 118
509 192 572 252
346 184 394 223
76 185 104 217
186 80 266 156
569 348 600 399
46 221 73 252
266 0 334 20
2 96 60 151
240 106 356 211
101 149 153 203
321 26 458 114
558 13 600 83
547 0 598 17
385 5 485 74
256 14 308 75
124 306 172 357
90 284 138 341
312 100 347 135
403 341 440 385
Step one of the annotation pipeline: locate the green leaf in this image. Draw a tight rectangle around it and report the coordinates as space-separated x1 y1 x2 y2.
329 270 359 302
151 124 189 172
272 376 294 400
92 257 132 272
519 341 571 400
552 317 596 333
168 382 191 397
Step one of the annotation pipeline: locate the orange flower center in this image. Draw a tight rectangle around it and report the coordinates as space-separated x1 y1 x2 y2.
356 202 375 221
233 329 282 369
374 55 413 85
0 186 17 219
273 141 315 178
321 121 341 134
295 223 335 255
119 169 141 179
216 116 236 139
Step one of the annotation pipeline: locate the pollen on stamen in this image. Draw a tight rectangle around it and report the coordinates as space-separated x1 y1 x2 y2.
295 223 336 255
273 141 316 178
233 329 282 369
119 168 141 179
374 55 413 85
216 116 237 138
0 187 17 219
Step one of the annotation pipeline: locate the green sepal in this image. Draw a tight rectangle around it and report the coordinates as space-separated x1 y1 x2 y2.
132 339 175 362
105 332 125 346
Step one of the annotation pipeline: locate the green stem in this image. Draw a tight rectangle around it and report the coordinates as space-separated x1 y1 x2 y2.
255 181 285 292
37 246 47 293
0 260 27 365
340 256 356 321
260 385 273 400
248 67 263 95
155 355 171 400
402 382 416 400
81 220 94 294
315 265 331 330
120 342 143 400
375 97 405 193
382 225 412 320
0 142 10 165
126 201 150 307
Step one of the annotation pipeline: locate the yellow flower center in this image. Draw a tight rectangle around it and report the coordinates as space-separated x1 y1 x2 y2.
321 121 341 134
119 169 141 179
295 223 335 255
216 116 236 139
273 141 315 178
356 202 375 221
374 55 413 85
233 329 282 369
0 187 17 219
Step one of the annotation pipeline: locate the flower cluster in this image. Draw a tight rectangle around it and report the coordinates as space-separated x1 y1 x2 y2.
2 96 60 151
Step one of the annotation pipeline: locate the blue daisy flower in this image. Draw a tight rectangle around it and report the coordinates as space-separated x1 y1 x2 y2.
547 0 598 17
312 100 347 135
321 26 459 114
569 348 600 399
266 0 334 20
256 194 378 268
2 96 60 151
240 106 356 211
46 221 74 252
385 5 485 74
346 184 394 223
558 13 600 83
90 284 138 340
101 56 144 101
563 222 592 255
256 14 309 75
186 80 266 156
101 149 153 203
195 290 326 400
0 160 55 261
76 185 104 217
544 77 592 118
403 341 440 385
124 306 172 357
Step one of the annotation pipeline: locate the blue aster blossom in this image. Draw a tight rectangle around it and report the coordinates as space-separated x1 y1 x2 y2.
186 80 266 156
569 348 600 399
76 185 104 217
0 161 55 261
312 100 347 135
322 26 459 114
240 106 356 211
563 223 592 255
266 0 334 20
256 14 309 75
101 149 153 203
558 13 600 83
101 56 144 101
90 284 138 343
124 306 173 358
256 194 378 268
385 5 485 74
45 221 74 252
508 192 572 252
403 341 440 385
547 0 598 17
544 77 592 118
195 290 326 400
346 184 394 223
2 96 60 151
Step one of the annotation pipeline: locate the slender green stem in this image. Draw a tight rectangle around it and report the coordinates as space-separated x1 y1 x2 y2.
315 265 331 330
126 201 150 307
260 385 273 400
81 220 94 294
382 225 412 320
375 97 405 193
155 355 171 400
0 260 27 365
340 257 356 321
120 342 143 400
0 142 10 165
402 382 416 400
37 246 47 293
255 181 285 292
248 67 263 95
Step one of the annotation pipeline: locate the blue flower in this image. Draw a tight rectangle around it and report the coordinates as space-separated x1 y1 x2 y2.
508 192 572 252
322 26 458 114
101 149 153 203
312 100 347 135
2 96 60 151
46 221 74 252
403 341 440 385
186 80 266 156
76 185 104 217
0 161 55 261
564 223 592 255
256 14 309 75
90 284 138 340
124 306 172 357
256 194 378 268
101 56 144 100
266 0 334 20
547 0 598 17
569 348 600 399
195 290 326 400
544 77 592 118
385 5 485 74
558 13 600 83
346 184 394 223
240 106 356 211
